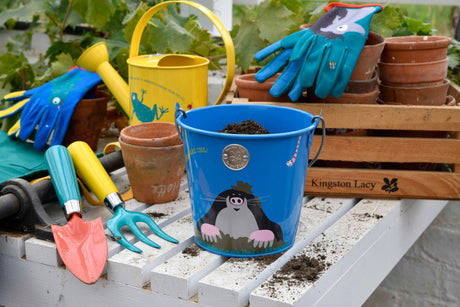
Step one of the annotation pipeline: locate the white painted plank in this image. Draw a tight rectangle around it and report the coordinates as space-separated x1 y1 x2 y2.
107 215 195 288
24 237 62 267
0 229 31 258
250 199 397 306
197 197 357 307
306 199 450 307
249 199 448 307
0 253 202 307
151 242 227 299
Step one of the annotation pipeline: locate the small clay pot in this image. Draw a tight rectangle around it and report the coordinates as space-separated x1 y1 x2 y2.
378 58 448 84
306 86 379 104
63 90 109 150
379 79 450 105
235 73 293 102
381 36 452 63
120 122 181 147
119 122 185 204
345 71 378 94
350 32 385 80
119 138 185 204
377 95 456 106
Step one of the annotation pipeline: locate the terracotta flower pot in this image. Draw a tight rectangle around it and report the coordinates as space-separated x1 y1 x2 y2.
345 71 378 93
307 71 379 104
120 122 181 147
350 32 385 80
321 87 379 104
377 95 456 106
63 90 109 150
378 58 448 84
119 122 185 204
379 79 450 105
381 36 452 63
235 73 294 102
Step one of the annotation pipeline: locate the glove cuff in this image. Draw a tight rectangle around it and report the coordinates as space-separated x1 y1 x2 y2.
326 2 383 12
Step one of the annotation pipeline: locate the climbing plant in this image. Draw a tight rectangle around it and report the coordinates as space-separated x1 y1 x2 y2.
0 0 458 109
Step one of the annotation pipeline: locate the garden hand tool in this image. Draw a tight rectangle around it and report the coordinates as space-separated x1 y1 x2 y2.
255 2 383 100
45 145 107 284
1 67 102 150
0 149 124 241
67 141 178 253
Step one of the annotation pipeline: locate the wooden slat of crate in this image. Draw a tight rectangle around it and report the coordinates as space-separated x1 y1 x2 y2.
306 168 460 199
231 83 460 200
311 135 460 163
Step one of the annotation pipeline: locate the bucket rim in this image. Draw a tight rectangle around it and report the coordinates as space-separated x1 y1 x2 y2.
176 104 319 139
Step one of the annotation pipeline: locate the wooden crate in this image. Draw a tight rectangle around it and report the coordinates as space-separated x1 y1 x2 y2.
229 83 460 200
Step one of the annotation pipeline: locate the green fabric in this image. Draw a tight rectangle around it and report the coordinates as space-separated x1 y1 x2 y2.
0 130 47 184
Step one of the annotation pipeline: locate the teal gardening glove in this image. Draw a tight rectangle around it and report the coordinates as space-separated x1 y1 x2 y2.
255 2 383 101
1 67 102 151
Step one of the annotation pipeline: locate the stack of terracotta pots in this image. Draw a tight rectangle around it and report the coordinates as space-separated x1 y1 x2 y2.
378 36 452 105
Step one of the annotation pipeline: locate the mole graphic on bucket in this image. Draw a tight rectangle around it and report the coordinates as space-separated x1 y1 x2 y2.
195 181 285 254
131 89 169 122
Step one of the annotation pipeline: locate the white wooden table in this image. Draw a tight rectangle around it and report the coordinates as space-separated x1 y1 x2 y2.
0 167 455 307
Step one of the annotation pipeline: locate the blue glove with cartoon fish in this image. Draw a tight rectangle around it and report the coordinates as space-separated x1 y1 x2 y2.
255 2 383 100
1 67 102 150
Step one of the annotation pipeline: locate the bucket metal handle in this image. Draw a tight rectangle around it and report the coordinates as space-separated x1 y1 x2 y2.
308 115 326 168
175 103 186 140
130 1 235 106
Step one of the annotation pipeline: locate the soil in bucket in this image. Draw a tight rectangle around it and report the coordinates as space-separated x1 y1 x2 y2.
219 120 270 134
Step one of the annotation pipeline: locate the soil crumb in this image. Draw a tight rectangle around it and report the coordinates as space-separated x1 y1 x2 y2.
148 212 167 218
182 244 201 257
219 119 270 134
275 254 328 283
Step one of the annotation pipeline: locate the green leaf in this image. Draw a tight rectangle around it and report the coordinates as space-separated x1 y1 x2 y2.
149 17 195 54
256 1 301 42
0 52 35 91
73 0 114 29
45 41 83 62
370 5 405 37
123 3 150 52
233 16 265 72
0 0 46 29
404 17 432 35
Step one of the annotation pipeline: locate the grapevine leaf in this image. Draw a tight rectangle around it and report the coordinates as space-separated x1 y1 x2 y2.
404 17 432 35
73 0 114 29
370 5 405 37
123 4 150 52
149 18 194 54
0 0 46 29
45 41 83 62
256 1 301 42
233 16 265 73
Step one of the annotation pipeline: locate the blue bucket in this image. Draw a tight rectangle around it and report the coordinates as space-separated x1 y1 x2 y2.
175 104 324 257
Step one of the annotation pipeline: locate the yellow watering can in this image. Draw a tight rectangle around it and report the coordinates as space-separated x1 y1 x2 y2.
77 0 235 124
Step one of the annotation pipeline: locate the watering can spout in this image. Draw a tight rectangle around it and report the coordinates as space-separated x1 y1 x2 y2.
77 42 131 116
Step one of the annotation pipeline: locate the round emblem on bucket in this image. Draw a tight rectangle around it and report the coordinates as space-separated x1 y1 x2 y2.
222 144 249 170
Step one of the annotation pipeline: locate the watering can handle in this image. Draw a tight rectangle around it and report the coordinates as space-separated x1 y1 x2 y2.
308 115 326 168
129 0 235 105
